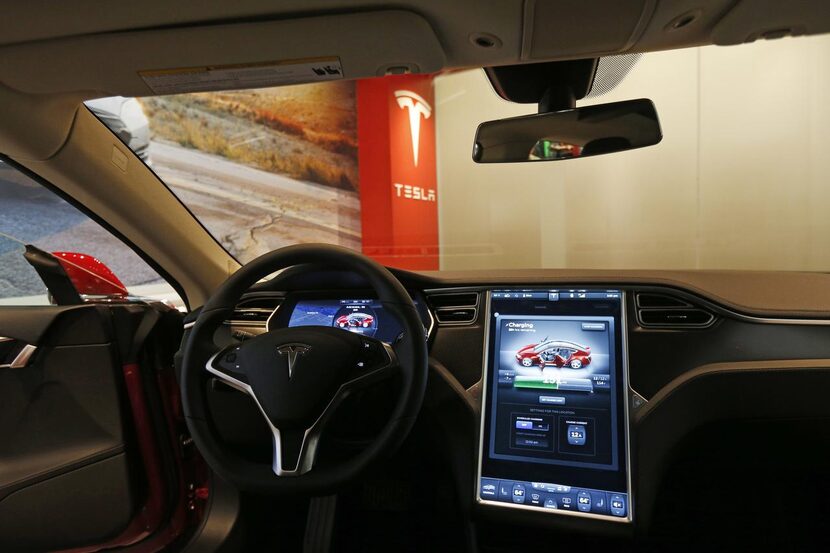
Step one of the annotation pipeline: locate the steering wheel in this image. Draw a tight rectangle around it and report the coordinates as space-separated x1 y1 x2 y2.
181 245 428 494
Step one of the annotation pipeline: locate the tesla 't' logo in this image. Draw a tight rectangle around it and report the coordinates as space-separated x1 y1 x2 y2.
394 90 432 167
277 344 310 378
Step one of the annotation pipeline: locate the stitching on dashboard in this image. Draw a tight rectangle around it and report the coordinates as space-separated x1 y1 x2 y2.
636 359 830 422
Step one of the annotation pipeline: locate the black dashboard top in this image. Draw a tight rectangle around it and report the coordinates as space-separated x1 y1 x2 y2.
254 264 830 320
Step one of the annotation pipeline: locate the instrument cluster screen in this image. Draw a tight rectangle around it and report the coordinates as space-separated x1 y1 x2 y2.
286 297 427 344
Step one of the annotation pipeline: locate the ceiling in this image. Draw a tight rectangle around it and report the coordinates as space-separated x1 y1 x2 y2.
0 0 828 98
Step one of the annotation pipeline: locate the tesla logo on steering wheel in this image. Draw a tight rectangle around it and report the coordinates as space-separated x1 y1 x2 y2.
277 343 311 379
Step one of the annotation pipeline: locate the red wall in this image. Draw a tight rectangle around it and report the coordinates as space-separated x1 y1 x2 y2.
357 74 439 270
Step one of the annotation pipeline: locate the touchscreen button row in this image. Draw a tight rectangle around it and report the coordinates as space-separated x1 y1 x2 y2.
480 478 627 518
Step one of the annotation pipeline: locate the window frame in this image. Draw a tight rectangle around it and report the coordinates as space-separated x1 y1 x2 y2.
84 103 243 269
0 155 190 310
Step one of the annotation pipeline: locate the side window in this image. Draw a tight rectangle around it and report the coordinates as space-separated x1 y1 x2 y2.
0 160 183 308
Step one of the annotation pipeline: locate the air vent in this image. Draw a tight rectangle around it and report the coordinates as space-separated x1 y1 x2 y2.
635 292 715 329
427 291 480 326
225 295 282 327
228 308 274 325
435 308 477 324
237 297 283 310
636 293 690 308
428 292 478 308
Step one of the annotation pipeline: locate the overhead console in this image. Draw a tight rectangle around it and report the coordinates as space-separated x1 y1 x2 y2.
477 289 631 522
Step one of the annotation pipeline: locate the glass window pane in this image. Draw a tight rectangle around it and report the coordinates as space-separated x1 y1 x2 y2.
0 160 182 307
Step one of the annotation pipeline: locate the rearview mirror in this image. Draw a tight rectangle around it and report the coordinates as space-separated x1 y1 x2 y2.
472 99 662 163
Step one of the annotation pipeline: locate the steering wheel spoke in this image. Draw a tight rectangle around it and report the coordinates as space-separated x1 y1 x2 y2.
344 336 399 389
270 425 318 476
270 339 399 477
205 345 250 392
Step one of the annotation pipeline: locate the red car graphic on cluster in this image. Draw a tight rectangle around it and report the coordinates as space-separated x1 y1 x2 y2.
336 312 375 328
515 339 591 369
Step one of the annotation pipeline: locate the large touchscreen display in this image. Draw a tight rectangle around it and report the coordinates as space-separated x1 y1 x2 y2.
478 290 631 521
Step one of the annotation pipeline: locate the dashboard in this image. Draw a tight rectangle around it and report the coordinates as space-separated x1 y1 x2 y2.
215 267 830 544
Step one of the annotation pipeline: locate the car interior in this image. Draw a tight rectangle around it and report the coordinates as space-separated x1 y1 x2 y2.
2 1 830 552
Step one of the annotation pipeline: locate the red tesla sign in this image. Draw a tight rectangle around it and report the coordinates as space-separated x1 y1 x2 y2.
357 74 439 270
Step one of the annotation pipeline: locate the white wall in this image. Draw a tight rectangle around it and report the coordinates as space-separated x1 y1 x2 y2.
434 35 830 271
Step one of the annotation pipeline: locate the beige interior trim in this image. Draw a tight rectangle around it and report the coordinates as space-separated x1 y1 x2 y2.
712 0 830 44
0 10 446 97
1 1 828 99
0 82 87 161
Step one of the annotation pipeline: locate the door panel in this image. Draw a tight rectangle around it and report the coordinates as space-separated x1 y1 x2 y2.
0 305 109 345
0 305 138 551
0 455 135 551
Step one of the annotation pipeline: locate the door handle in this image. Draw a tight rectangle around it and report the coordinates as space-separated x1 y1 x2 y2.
0 337 38 369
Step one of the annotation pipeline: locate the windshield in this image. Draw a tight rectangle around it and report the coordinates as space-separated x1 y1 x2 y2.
92 35 830 272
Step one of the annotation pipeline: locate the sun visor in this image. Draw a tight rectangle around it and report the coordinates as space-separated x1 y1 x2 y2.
0 10 446 97
711 0 830 45
521 0 830 60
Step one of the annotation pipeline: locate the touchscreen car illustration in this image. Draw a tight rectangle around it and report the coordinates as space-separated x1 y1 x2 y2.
515 340 592 369
336 312 375 328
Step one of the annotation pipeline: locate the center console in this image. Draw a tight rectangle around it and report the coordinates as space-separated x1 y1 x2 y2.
476 289 632 522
